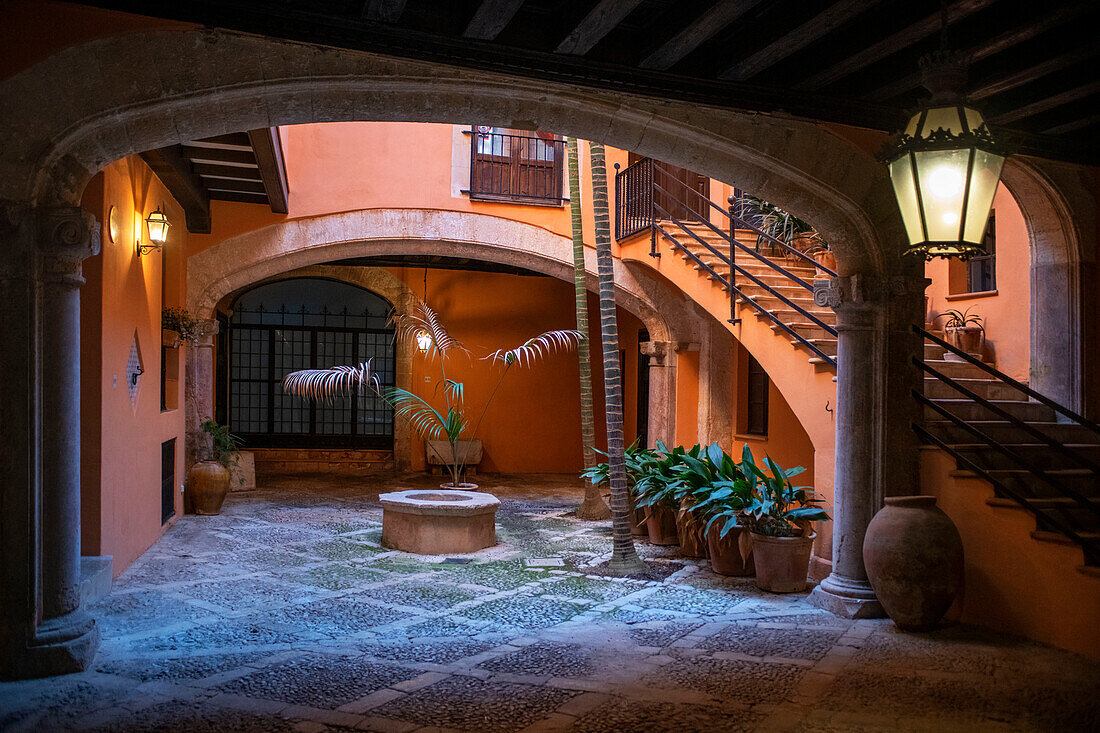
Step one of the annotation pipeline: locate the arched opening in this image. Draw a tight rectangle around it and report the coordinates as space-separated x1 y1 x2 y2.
223 277 396 450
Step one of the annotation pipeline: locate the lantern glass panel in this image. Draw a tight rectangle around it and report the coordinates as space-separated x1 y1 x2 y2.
961 149 1005 244
146 214 170 244
914 147 970 242
904 113 921 137
888 153 924 245
922 106 964 135
963 107 985 134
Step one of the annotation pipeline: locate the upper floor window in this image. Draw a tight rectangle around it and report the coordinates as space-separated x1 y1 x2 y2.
744 354 769 436
966 212 996 293
469 126 564 204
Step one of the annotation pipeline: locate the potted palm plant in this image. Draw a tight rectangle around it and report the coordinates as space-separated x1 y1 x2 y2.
284 298 582 490
735 193 828 262
581 439 660 536
937 307 984 357
669 441 742 559
738 446 828 592
186 418 240 515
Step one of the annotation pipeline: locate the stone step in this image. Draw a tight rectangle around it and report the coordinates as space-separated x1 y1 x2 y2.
951 442 1100 471
924 398 1055 423
736 294 822 313
921 359 1000 380
986 496 1100 528
923 377 1026 401
791 337 837 357
924 343 947 360
781 322 836 340
926 420 1100 445
1031 529 1100 546
763 308 837 326
950 467 1098 498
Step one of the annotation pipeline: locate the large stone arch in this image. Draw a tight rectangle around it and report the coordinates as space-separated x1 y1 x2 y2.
0 29 899 277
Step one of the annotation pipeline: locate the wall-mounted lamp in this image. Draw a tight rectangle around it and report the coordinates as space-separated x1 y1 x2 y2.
415 330 433 353
137 206 171 256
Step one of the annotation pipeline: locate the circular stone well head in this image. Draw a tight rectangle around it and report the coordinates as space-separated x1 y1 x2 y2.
379 489 501 516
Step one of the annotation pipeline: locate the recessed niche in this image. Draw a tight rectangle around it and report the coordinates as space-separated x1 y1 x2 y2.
126 335 143 407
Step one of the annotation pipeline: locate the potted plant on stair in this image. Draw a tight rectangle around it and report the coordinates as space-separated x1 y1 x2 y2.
284 298 582 490
738 446 828 592
938 307 985 357
186 419 241 515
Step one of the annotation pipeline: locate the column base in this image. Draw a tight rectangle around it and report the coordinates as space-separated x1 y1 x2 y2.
1 609 99 680
809 573 886 619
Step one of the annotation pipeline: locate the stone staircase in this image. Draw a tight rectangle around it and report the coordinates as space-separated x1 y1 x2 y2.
657 221 837 370
918 334 1100 573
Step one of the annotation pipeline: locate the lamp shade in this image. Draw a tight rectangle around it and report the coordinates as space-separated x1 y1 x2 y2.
886 103 1005 260
415 330 433 353
145 206 171 245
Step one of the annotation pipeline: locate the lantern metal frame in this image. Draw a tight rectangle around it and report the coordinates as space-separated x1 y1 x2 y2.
138 205 171 256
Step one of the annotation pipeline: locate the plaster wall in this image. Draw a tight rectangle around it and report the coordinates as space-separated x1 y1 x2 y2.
79 156 187 577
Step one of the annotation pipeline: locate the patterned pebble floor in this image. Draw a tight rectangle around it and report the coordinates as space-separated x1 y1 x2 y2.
1 473 1097 732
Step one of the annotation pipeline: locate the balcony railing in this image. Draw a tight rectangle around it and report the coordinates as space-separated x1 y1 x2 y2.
469 129 565 204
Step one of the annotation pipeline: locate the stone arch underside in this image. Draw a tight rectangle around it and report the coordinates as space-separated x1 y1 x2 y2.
0 28 902 278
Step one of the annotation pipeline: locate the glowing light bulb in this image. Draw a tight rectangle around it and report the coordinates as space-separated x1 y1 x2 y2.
415 330 432 353
942 212 959 225
927 166 964 200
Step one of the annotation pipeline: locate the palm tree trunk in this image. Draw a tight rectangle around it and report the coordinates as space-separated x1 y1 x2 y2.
568 138 611 521
588 141 645 574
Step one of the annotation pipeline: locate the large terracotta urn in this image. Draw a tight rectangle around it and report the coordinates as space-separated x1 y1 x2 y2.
863 496 964 631
751 532 815 593
187 461 230 515
707 522 754 576
646 503 680 546
676 502 708 558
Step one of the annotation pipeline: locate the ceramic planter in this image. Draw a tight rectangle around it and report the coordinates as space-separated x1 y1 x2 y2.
186 460 230 515
863 496 963 631
946 325 983 355
706 522 754 576
646 503 679 546
751 532 815 592
676 502 708 558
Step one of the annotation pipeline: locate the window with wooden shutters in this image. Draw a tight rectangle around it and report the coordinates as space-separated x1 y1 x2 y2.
745 355 769 436
469 126 565 204
966 212 996 293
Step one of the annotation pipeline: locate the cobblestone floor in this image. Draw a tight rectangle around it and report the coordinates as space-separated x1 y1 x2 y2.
2 473 1098 732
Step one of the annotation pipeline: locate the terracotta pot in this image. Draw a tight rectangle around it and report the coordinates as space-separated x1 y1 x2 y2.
646 503 679 546
813 250 837 272
707 522 755 576
863 496 963 631
162 329 181 348
187 461 230 515
676 502 708 558
946 325 984 355
441 482 479 490
627 491 648 538
751 532 815 592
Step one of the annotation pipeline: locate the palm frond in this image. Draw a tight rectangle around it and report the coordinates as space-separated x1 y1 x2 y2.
484 329 584 368
384 386 447 441
283 360 381 401
391 298 467 361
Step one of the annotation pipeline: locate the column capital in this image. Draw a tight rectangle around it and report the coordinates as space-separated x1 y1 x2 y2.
37 207 100 285
193 318 219 348
814 273 931 309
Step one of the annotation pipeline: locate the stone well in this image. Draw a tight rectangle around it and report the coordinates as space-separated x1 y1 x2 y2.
379 489 500 555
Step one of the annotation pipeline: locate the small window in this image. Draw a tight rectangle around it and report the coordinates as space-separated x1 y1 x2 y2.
745 355 769 436
469 126 564 204
161 439 176 525
966 212 996 293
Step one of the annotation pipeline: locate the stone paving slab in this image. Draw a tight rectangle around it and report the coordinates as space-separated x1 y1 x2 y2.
2 473 1098 732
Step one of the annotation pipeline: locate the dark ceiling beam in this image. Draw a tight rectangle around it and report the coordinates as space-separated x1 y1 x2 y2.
970 46 1100 102
247 127 290 214
1043 112 1100 136
639 0 766 71
192 162 264 181
206 179 267 194
463 0 526 40
864 5 1089 102
208 190 270 205
138 145 211 234
793 0 997 91
990 80 1100 125
361 0 406 23
555 0 645 56
180 146 258 166
719 0 881 82
187 132 252 149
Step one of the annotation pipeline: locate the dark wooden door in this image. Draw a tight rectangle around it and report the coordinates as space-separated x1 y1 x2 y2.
161 439 175 524
628 153 709 221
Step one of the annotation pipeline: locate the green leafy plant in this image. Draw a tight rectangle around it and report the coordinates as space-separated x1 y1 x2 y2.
201 418 241 470
633 441 701 511
737 445 828 537
668 441 743 508
937 306 984 331
735 192 827 255
284 298 582 488
162 306 200 341
580 439 661 493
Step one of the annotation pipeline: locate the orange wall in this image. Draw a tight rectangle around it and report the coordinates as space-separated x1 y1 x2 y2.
80 156 187 577
925 184 1030 381
923 450 1100 659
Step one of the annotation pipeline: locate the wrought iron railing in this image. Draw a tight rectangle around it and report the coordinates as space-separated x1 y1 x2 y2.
469 128 565 203
614 158 655 239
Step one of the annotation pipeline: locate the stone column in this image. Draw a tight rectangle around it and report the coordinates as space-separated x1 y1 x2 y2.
640 340 676 448
185 319 219 470
698 321 734 450
1 204 100 679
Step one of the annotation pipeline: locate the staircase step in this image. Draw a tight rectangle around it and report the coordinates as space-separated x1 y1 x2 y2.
925 420 1100 445
781 323 835 340
925 399 1056 423
950 467 1098 498
1078 565 1100 577
922 359 1002 380
985 496 1100 528
790 338 837 357
923 377 1028 401
952 443 1100 471
1031 530 1100 546
765 308 837 326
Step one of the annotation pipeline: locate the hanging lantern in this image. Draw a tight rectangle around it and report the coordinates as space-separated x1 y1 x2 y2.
884 52 1007 260
415 329 433 353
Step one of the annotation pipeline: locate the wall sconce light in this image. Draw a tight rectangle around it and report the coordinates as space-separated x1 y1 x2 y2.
138 206 171 256
415 330 433 353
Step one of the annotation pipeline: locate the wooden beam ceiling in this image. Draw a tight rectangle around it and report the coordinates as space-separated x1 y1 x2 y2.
639 0 766 71
247 128 290 215
463 0 526 40
138 146 211 234
555 0 645 56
